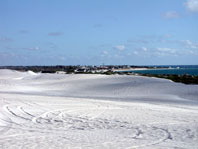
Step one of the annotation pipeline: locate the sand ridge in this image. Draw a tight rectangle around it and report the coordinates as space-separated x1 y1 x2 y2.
0 69 198 148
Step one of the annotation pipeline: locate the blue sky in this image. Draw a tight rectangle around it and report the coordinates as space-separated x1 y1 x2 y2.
0 0 198 65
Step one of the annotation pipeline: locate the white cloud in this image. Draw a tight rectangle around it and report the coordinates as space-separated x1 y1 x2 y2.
185 0 198 12
23 46 40 51
163 11 180 19
100 50 109 57
141 47 148 51
183 49 198 55
189 50 195 54
154 48 178 57
114 54 124 58
5 46 40 51
182 40 198 49
133 51 139 55
114 45 125 51
29 46 40 51
157 48 176 54
103 50 108 55
59 56 66 61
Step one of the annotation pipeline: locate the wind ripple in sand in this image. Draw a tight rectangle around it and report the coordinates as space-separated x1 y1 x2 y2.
0 70 198 148
0 98 197 149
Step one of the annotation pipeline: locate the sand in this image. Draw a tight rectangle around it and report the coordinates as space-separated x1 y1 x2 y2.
0 69 198 149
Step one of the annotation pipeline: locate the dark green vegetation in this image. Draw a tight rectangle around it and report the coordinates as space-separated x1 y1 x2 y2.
142 74 198 85
0 66 78 73
103 72 198 85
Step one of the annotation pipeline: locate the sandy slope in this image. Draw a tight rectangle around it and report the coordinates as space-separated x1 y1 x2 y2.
0 69 198 149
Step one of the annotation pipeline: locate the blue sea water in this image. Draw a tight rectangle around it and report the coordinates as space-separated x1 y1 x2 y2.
127 65 198 76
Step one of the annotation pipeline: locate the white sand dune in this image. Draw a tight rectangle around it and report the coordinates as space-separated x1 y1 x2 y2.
0 69 198 148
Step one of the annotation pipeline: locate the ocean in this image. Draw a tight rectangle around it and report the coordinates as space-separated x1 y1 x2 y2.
127 65 198 76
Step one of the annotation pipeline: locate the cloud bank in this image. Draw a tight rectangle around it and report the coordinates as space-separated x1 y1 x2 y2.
185 0 198 12
113 45 125 51
163 11 180 19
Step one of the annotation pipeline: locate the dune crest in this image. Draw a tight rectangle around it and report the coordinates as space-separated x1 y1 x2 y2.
0 69 198 148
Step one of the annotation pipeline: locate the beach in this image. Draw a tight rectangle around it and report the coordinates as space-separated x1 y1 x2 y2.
0 69 198 148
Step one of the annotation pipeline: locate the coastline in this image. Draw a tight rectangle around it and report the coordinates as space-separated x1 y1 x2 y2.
113 67 179 72
113 68 149 72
